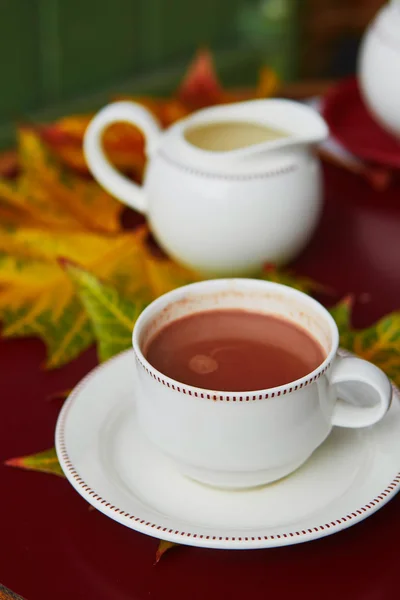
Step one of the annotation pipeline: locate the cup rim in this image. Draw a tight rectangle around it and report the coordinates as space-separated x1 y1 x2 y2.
132 279 339 400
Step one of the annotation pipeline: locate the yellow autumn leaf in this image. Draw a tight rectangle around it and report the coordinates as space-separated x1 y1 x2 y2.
1 127 123 234
0 227 154 368
65 261 147 361
0 220 197 369
142 245 200 297
64 231 199 361
155 540 179 564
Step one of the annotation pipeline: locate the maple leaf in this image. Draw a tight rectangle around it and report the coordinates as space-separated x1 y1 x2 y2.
329 298 400 386
155 540 179 564
64 243 199 361
328 295 353 337
17 126 122 233
64 262 147 361
0 145 197 373
0 228 143 368
5 448 64 477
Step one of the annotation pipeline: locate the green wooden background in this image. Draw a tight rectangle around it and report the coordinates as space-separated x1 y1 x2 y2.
0 0 298 149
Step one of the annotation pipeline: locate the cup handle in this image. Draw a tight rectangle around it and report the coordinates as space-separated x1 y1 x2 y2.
83 101 162 215
329 356 392 428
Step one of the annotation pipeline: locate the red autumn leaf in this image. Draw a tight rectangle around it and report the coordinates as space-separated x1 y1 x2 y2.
0 150 18 179
154 540 179 564
39 123 75 146
177 48 223 109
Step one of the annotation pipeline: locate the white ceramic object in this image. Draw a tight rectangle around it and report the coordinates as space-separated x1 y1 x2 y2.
55 349 400 550
131 279 391 489
83 99 328 276
359 0 400 137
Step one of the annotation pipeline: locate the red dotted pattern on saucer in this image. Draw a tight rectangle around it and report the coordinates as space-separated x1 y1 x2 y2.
56 350 400 546
133 347 332 401
159 150 298 180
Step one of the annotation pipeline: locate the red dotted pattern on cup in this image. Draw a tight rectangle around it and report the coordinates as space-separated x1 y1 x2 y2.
133 347 332 401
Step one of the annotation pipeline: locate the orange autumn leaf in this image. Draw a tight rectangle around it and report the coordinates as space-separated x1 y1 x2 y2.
0 197 44 230
0 150 18 179
40 117 146 177
155 540 179 564
111 96 191 129
40 99 190 176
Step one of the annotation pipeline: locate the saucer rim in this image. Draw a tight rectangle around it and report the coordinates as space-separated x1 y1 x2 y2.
55 349 400 550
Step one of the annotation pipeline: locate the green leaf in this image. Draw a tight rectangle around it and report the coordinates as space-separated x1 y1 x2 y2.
329 300 400 387
328 296 353 337
5 448 64 477
0 297 94 369
351 313 400 386
65 262 149 361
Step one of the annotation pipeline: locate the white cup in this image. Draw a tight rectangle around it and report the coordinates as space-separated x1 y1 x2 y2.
132 279 391 489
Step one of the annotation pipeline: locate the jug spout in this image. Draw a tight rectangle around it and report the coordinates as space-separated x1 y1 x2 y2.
177 98 328 165
260 98 329 145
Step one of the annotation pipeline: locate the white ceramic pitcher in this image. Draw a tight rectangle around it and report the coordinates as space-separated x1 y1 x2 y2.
359 0 400 138
84 99 328 276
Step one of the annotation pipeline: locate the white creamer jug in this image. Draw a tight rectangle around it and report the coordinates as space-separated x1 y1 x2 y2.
84 98 328 276
359 0 400 138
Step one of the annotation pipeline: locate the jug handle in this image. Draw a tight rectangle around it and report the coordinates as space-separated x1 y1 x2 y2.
83 101 162 215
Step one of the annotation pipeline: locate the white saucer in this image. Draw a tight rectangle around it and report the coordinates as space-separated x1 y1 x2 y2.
55 350 400 550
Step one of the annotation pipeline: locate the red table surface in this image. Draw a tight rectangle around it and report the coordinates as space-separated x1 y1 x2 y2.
1 164 400 600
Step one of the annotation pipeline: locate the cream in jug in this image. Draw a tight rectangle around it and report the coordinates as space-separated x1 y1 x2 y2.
184 121 288 152
83 99 328 276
